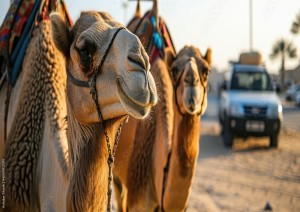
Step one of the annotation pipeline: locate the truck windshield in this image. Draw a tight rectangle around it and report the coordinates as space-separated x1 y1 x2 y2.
230 71 273 91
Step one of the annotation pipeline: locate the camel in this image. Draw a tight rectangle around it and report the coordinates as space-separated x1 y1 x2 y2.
0 6 157 212
115 46 211 211
113 2 212 210
113 0 176 211
162 46 211 211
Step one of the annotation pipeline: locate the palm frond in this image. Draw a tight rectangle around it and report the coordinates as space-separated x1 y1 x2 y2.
291 11 300 34
287 42 297 58
270 39 284 59
270 38 297 60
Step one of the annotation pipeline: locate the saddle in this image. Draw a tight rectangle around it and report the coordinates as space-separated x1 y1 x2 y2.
0 0 72 87
128 11 176 66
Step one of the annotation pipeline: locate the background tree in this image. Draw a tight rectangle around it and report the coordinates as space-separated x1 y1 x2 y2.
270 39 297 88
291 11 300 35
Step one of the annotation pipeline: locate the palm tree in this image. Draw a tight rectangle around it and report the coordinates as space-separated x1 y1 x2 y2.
270 38 297 88
291 11 300 34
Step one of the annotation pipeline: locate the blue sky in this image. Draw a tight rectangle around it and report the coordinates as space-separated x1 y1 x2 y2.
1 0 300 73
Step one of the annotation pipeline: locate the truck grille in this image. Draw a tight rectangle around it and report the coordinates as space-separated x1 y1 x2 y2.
243 105 267 117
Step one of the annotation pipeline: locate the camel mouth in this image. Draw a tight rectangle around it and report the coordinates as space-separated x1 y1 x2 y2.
183 102 201 115
181 90 202 115
128 55 146 71
185 106 200 115
117 77 152 118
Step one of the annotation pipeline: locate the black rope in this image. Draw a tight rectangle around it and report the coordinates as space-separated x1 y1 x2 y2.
198 77 207 116
66 70 89 87
174 68 185 116
67 27 125 212
88 27 125 212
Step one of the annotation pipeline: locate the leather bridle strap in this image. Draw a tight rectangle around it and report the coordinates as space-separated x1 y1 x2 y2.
66 27 125 90
66 70 89 87
173 67 185 116
66 27 125 212
198 77 207 116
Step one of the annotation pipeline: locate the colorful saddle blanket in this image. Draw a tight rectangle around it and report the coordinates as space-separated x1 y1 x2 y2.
0 0 72 86
0 0 36 56
128 11 176 65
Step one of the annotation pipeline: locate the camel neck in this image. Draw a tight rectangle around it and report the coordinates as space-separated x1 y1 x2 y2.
66 106 123 211
174 111 200 176
161 108 200 210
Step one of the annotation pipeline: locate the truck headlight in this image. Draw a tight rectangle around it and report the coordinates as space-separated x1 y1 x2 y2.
267 104 282 119
278 105 282 113
228 102 243 117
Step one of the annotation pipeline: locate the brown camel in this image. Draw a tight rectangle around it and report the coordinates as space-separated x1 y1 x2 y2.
113 0 176 211
0 7 157 212
114 2 212 210
115 46 211 211
162 46 211 211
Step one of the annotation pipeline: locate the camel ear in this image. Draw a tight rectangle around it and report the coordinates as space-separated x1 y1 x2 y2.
50 12 71 57
204 48 212 66
165 48 176 69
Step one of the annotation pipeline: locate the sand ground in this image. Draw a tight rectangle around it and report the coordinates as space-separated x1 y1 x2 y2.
188 129 300 212
112 128 300 212
112 93 300 211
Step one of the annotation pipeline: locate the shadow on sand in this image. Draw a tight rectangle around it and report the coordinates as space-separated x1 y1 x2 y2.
198 134 231 161
199 133 273 162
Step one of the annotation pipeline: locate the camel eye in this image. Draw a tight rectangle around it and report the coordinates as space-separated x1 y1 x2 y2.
78 48 93 73
80 49 91 62
171 67 180 82
76 38 96 73
201 67 209 80
202 67 208 75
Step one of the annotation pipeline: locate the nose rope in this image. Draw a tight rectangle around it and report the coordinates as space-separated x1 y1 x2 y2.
66 27 125 90
197 77 207 116
174 68 185 116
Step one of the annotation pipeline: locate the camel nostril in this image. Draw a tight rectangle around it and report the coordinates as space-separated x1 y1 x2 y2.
189 105 195 111
189 99 196 111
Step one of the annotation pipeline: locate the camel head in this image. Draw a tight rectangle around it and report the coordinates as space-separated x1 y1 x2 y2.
50 11 157 123
170 46 211 116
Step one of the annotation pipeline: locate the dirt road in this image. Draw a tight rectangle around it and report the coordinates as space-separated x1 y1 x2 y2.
112 93 300 211
188 129 300 212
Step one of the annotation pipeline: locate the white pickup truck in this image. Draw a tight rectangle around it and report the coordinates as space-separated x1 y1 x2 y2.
219 62 283 148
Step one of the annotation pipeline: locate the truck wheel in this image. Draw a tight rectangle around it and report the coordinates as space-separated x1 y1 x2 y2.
223 121 233 148
270 134 278 148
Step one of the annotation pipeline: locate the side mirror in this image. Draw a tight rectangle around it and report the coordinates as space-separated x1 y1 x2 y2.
273 83 281 93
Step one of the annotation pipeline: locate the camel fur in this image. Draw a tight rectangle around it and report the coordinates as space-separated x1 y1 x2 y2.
113 0 176 211
163 46 211 211
0 10 157 212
